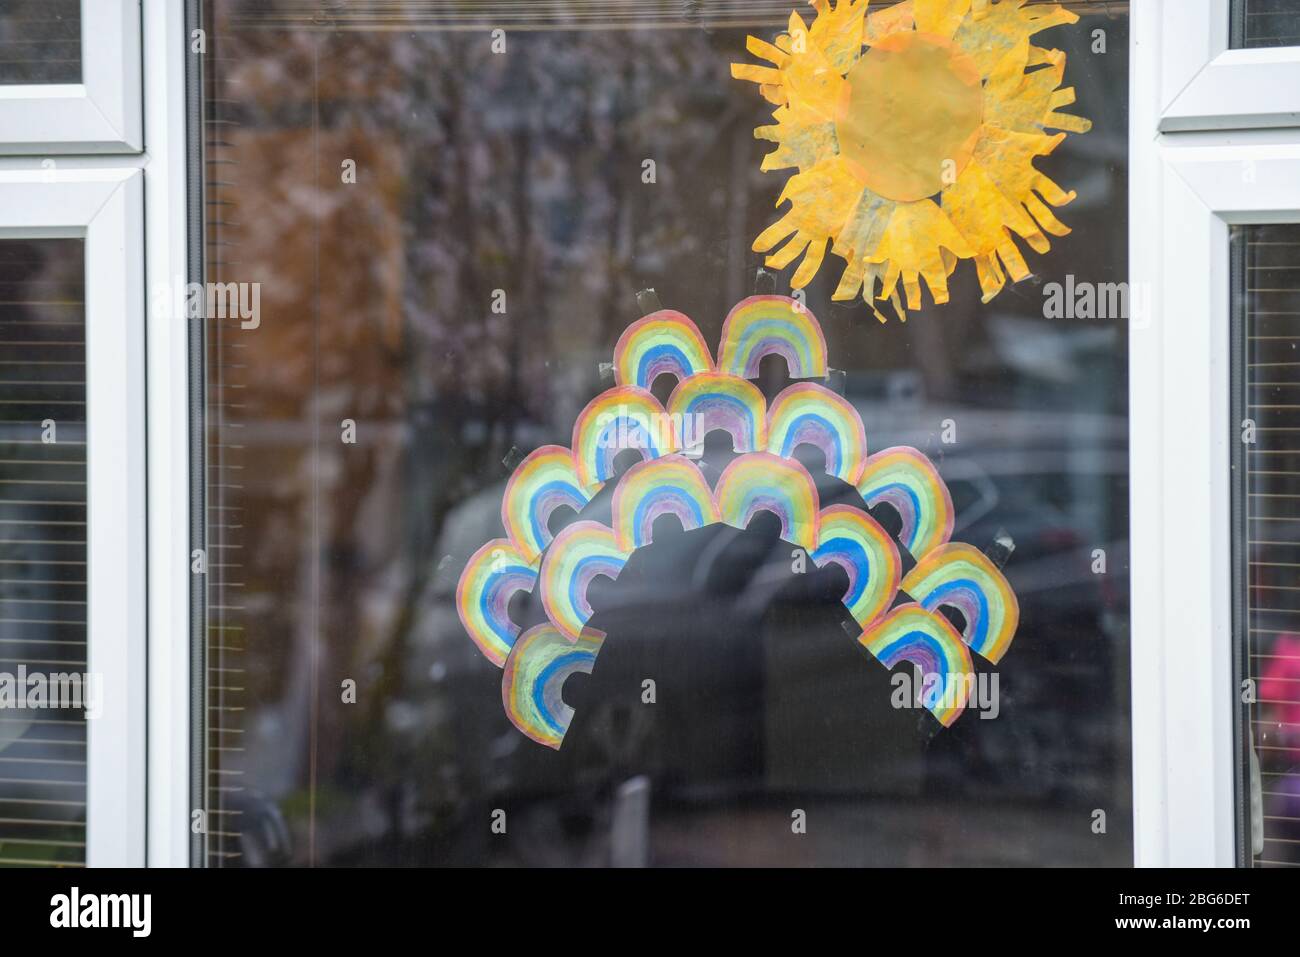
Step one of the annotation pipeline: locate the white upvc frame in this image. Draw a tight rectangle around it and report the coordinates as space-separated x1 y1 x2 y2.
0 0 143 154
1132 2 1300 867
1159 0 1300 132
0 166 146 866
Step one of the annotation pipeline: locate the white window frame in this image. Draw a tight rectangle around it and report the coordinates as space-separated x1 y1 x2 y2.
0 0 143 154
0 165 147 866
1131 0 1300 867
1159 0 1300 131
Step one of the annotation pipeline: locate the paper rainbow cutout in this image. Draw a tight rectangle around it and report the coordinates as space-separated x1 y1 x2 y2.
571 385 678 490
667 371 768 455
538 520 629 641
501 445 590 562
716 295 828 380
614 309 714 390
860 603 975 728
456 539 538 668
502 623 606 749
766 382 868 484
858 446 954 560
812 505 900 628
611 454 721 552
715 451 819 551
901 542 1020 664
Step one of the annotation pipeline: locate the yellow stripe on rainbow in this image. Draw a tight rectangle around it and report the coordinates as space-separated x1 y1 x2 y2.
860 603 974 728
901 542 1019 664
714 451 820 551
716 295 828 380
614 309 714 390
766 382 868 483
571 385 678 490
610 454 720 552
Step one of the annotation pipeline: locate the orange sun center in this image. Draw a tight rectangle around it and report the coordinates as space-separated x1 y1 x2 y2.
835 31 984 203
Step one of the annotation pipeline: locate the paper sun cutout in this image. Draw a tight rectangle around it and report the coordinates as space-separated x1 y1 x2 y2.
457 297 1022 748
731 0 1092 322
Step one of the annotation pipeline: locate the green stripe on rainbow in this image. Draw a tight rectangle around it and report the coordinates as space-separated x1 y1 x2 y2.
501 623 606 750
611 454 720 552
857 446 954 560
766 381 868 483
716 295 828 380
501 445 591 562
901 542 1019 664
860 603 974 728
571 385 678 490
714 451 820 551
614 309 714 390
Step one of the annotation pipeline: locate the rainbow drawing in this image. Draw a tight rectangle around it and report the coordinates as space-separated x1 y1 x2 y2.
501 445 591 562
766 382 868 483
456 539 539 668
571 385 678 490
538 520 629 641
714 451 820 551
857 447 954 560
812 505 900 628
666 371 768 455
716 295 828 380
501 623 606 749
860 604 975 728
610 454 720 552
901 542 1020 664
614 309 714 390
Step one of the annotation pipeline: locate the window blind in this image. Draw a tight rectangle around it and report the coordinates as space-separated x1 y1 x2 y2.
1232 0 1300 48
0 239 87 868
0 0 81 86
1234 223 1300 868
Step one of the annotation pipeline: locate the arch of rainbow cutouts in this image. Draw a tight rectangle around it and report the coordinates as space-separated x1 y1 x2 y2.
457 297 1020 749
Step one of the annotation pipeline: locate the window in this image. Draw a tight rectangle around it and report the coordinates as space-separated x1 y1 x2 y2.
0 0 82 86
1232 0 1300 48
192 0 1132 866
1232 223 1300 867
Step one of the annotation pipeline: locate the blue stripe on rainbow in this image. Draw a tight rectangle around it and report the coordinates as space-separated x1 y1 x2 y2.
812 504 900 627
571 385 677 490
501 445 590 561
857 446 954 560
610 454 720 551
714 451 820 550
666 372 768 455
538 520 629 640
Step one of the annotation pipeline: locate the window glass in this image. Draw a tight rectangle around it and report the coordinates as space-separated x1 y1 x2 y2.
0 238 87 868
0 0 81 86
196 0 1132 866
1232 223 1300 868
1232 0 1300 49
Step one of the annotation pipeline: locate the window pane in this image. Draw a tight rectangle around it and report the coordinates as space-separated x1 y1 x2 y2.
196 0 1132 866
1233 223 1300 868
1232 0 1300 49
0 0 81 86
0 238 87 868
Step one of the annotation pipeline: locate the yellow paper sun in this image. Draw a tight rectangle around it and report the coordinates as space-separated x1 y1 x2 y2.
732 0 1092 322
